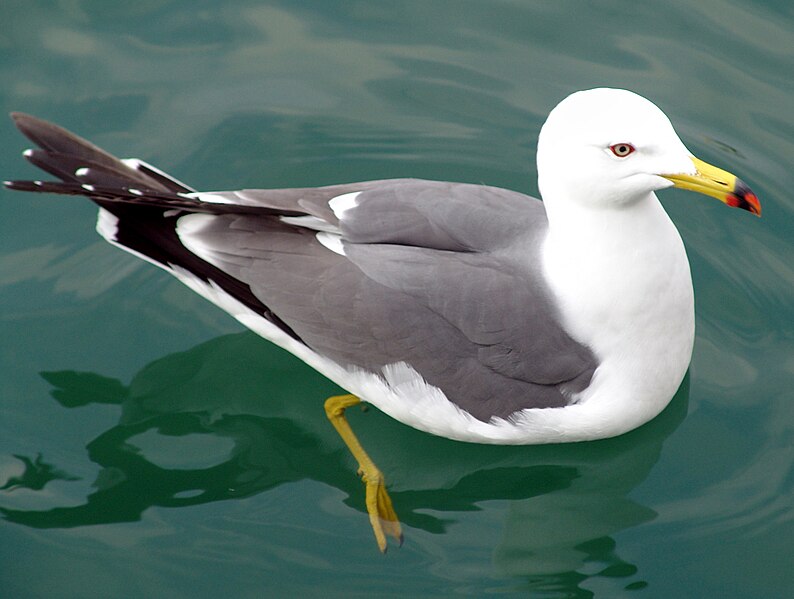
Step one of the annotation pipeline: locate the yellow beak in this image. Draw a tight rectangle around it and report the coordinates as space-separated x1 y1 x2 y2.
663 156 761 216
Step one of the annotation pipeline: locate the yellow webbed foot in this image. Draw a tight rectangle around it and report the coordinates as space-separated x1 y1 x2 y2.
360 463 403 552
325 394 403 552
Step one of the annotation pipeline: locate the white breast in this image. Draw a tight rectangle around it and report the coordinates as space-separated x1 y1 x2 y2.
540 193 695 438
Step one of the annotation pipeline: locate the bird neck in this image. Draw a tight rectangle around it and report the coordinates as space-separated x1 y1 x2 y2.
540 191 688 307
542 189 662 240
539 190 694 412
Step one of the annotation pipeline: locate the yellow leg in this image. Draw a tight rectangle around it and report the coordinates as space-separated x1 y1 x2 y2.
324 393 403 552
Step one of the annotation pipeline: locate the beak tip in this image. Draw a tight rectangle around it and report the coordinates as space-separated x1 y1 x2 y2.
729 180 762 217
669 157 761 217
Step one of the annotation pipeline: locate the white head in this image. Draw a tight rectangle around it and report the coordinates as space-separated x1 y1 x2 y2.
537 88 760 216
537 88 696 210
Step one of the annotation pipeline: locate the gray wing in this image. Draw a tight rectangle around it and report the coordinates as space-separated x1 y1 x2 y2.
6 113 595 420
183 180 597 421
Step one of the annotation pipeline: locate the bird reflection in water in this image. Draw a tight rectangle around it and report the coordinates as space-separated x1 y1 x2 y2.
1 332 688 594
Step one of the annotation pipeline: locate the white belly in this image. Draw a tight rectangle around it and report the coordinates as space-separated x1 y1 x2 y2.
539 196 695 439
97 197 695 445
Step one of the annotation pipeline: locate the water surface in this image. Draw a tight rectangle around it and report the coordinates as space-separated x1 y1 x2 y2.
1 2 793 597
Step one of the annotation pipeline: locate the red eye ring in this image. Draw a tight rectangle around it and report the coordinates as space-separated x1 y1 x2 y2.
610 143 635 157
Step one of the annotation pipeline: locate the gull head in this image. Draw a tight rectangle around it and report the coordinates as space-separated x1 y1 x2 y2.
537 88 760 216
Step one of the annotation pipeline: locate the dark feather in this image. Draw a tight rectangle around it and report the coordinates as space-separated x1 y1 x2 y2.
6 113 598 421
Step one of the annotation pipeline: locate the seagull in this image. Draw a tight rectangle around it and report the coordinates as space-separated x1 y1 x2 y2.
5 88 760 551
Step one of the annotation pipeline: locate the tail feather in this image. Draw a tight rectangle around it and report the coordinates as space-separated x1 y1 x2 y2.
121 158 196 193
5 112 308 345
23 148 139 189
11 112 180 193
10 112 197 196
11 112 123 172
3 178 306 217
4 113 303 217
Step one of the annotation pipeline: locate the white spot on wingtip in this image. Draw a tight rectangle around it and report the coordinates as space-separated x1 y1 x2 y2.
23 149 34 157
123 158 196 192
316 231 346 255
280 215 340 233
177 212 216 233
82 184 95 191
96 208 119 241
34 180 43 186
128 188 143 196
121 158 143 170
75 167 90 177
328 191 361 221
186 192 236 205
175 213 225 268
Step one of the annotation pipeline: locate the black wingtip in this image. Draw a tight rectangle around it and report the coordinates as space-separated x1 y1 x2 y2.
10 111 49 135
4 180 44 192
9 112 34 141
9 111 58 151
11 111 51 125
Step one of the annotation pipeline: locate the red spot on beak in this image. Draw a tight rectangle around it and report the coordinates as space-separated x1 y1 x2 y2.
731 181 762 216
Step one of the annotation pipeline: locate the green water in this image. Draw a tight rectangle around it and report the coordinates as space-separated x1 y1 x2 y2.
1 2 792 597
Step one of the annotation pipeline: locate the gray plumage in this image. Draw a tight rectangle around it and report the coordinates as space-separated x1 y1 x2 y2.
178 181 597 420
6 113 598 422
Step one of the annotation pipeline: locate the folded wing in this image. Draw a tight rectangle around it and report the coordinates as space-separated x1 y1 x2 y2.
7 114 597 421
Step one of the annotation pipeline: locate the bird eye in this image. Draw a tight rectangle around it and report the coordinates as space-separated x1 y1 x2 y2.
609 143 635 158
